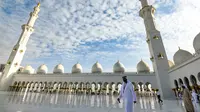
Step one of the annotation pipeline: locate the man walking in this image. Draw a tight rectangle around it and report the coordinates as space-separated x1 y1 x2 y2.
156 90 163 104
117 76 137 112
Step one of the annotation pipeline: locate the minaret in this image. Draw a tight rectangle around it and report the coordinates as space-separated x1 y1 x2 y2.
0 3 40 90
139 0 174 99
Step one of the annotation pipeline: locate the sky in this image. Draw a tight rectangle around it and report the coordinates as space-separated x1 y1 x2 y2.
0 0 200 73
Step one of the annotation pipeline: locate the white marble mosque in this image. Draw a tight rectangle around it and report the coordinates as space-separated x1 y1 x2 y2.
1 0 200 111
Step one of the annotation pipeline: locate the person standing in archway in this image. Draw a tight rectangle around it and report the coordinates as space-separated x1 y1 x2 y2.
117 76 137 112
182 86 195 112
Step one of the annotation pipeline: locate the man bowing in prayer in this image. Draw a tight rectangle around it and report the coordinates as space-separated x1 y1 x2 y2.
117 76 137 112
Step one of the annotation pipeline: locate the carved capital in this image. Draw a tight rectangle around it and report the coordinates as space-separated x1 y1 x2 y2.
30 12 39 18
139 5 156 18
21 24 34 32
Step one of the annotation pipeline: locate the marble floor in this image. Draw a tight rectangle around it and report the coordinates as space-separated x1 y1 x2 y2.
0 91 200 112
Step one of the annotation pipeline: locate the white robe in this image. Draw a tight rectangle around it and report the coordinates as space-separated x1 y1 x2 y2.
118 80 137 112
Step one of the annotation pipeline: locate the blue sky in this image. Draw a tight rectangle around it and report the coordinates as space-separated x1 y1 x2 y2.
0 0 200 73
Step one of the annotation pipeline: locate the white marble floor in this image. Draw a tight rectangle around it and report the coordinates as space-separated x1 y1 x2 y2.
0 91 200 112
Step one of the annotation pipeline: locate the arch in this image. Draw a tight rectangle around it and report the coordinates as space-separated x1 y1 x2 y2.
63 82 67 89
38 82 43 92
29 82 34 91
21 81 26 87
116 82 122 93
43 82 47 90
145 82 152 91
13 81 18 86
190 75 197 85
74 82 79 90
138 82 144 92
103 82 109 94
184 77 191 90
85 82 90 89
178 78 184 86
17 81 21 86
97 82 102 91
174 80 179 89
91 82 96 93
190 75 199 93
198 72 200 82
110 82 116 95
79 82 84 91
132 82 136 89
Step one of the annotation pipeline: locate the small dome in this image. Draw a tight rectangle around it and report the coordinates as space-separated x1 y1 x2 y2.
113 60 125 73
37 64 48 74
173 48 193 65
137 60 150 73
22 65 34 74
92 62 103 73
53 64 64 74
168 60 175 68
193 33 200 54
72 63 82 74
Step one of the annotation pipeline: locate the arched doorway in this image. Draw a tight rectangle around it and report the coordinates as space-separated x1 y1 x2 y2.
178 78 184 87
68 82 73 92
190 75 199 93
116 82 122 94
110 82 116 95
198 72 200 82
103 82 109 95
184 77 191 90
138 82 144 92
97 82 102 94
174 80 179 89
91 82 96 94
85 82 90 94
132 82 136 90
145 82 152 91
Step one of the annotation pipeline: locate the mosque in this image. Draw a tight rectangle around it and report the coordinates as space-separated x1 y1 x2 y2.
0 0 200 99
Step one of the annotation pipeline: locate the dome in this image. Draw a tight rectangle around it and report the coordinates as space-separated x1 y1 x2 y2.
173 48 193 65
53 64 64 74
37 64 48 74
22 65 34 74
168 60 175 68
92 62 103 73
72 63 82 74
137 60 150 73
193 32 200 54
113 60 125 73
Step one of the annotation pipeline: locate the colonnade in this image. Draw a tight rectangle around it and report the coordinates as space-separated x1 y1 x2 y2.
9 81 158 97
173 74 200 98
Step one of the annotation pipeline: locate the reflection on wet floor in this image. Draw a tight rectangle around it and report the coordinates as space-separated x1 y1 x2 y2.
3 91 200 112
6 91 157 108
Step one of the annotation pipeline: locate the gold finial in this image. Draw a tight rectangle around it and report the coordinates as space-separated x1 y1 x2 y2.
37 2 40 7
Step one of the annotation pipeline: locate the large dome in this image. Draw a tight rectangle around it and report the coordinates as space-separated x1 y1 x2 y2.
53 64 64 74
193 32 200 54
22 65 34 74
72 63 82 74
37 64 48 74
113 60 125 73
168 60 175 68
92 62 103 73
137 60 150 73
173 48 193 65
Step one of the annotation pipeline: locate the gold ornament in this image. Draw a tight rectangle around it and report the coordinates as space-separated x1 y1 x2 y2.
153 35 159 39
157 53 164 59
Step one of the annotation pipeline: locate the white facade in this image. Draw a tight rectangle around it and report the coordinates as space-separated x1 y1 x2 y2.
1 1 200 99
